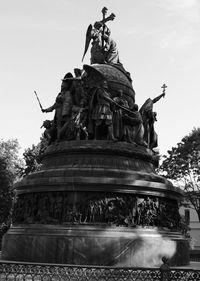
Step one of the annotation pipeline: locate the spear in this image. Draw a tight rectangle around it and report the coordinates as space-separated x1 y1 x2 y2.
34 91 43 111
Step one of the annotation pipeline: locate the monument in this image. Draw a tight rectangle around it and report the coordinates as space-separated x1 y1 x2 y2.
2 8 189 267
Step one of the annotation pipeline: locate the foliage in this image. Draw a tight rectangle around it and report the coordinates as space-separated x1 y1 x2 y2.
0 157 13 224
159 128 200 221
0 139 24 245
0 139 24 184
22 135 48 176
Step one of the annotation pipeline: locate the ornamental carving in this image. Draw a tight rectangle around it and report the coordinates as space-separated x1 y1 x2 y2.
13 191 180 230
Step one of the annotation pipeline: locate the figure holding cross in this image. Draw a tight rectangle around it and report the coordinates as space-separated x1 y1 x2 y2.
82 7 120 65
139 84 167 149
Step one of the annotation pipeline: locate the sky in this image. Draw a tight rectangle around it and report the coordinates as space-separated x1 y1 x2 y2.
1 0 200 157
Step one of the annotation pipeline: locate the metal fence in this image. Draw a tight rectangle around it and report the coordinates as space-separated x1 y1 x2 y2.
0 261 199 281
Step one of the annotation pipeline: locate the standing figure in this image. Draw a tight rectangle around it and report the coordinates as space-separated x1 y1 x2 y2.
42 73 73 141
89 80 116 141
82 65 116 141
139 90 165 149
112 90 129 140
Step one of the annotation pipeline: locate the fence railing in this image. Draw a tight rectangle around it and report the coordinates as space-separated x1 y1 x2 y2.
0 261 199 281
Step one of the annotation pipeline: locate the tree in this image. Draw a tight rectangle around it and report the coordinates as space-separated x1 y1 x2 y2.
0 139 24 246
0 139 24 184
159 128 200 221
0 157 13 225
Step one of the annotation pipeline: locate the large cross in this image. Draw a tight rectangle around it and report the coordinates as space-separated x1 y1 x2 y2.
161 83 167 94
101 7 116 47
101 7 115 24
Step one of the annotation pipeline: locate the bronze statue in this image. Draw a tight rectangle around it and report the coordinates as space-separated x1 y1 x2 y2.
41 120 55 144
112 90 129 140
122 103 147 146
139 86 166 149
42 73 74 141
83 70 116 141
82 7 120 65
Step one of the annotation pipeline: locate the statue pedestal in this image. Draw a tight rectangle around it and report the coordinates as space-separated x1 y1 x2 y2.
2 225 189 266
2 141 189 266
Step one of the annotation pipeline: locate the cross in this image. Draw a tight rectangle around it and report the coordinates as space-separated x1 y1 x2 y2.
101 7 115 24
102 7 108 19
101 7 115 48
161 83 167 94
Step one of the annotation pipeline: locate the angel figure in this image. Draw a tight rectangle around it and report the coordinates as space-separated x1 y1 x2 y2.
82 7 119 65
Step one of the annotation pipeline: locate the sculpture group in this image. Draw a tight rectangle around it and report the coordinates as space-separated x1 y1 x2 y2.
39 7 166 151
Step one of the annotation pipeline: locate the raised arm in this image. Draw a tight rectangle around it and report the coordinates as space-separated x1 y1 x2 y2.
152 93 165 104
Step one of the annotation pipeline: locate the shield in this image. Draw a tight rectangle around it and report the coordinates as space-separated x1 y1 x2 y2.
82 24 93 62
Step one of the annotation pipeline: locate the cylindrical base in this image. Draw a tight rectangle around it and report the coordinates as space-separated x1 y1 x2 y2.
2 225 189 267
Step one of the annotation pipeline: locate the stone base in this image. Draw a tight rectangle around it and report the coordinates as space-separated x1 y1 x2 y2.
2 224 189 267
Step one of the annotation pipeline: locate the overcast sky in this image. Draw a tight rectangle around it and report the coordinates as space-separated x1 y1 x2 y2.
1 0 200 156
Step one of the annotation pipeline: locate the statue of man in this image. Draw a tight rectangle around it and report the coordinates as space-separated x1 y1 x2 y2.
42 73 73 141
139 92 165 149
82 70 116 141
112 90 129 140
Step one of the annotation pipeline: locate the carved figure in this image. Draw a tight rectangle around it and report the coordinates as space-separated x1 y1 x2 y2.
82 7 119 65
90 22 119 65
13 192 181 229
74 110 89 140
139 91 165 149
83 67 116 141
112 90 129 140
42 92 64 140
122 103 147 146
60 107 88 141
91 85 116 140
99 94 115 139
41 120 55 144
42 73 74 141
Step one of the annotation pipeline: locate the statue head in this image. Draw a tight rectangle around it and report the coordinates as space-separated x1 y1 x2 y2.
94 21 103 30
74 68 82 77
61 72 73 90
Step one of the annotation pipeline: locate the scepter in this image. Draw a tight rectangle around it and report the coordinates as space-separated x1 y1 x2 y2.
34 91 44 111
